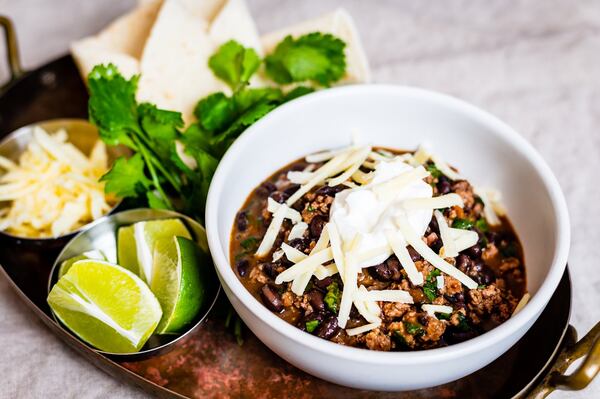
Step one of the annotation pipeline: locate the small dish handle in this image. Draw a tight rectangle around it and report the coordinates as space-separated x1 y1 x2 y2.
529 321 600 398
0 15 23 90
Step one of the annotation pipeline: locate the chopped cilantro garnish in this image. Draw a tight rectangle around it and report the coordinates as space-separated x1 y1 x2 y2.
456 313 471 332
307 205 315 212
324 282 341 314
452 218 474 230
423 269 441 302
403 321 425 336
240 237 259 250
305 320 320 333
436 312 451 320
426 163 442 178
392 330 408 347
475 218 489 232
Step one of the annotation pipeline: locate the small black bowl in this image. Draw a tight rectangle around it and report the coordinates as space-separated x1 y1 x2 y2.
47 208 221 361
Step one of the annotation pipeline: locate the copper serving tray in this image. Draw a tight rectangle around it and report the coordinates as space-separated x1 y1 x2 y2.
1 15 598 398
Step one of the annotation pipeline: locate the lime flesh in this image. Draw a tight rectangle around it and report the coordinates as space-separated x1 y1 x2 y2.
58 250 106 278
118 219 191 285
47 260 162 353
151 236 205 334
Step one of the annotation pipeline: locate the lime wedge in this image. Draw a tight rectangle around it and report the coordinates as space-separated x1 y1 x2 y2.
47 260 162 353
118 219 191 284
151 236 205 334
117 226 139 275
58 250 106 278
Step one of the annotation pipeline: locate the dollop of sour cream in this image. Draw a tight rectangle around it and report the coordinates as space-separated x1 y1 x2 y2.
329 157 433 267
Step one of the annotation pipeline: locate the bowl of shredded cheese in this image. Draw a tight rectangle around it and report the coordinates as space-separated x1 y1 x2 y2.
0 119 128 241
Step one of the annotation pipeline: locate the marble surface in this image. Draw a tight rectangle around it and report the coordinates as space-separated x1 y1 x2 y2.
0 0 599 397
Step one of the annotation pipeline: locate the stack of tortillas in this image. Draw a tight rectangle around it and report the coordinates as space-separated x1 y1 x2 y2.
71 0 370 125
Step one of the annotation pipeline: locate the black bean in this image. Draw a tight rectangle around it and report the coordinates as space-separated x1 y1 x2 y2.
260 285 284 312
445 292 465 305
315 185 345 197
262 263 280 279
270 191 289 203
464 244 482 259
288 238 309 252
456 254 472 272
307 290 325 312
235 259 249 277
430 237 443 253
235 211 248 232
257 181 277 197
407 246 422 262
418 314 430 326
291 199 305 212
426 216 440 236
313 276 333 290
316 316 340 340
283 184 300 196
470 261 496 285
289 163 308 172
309 215 327 238
370 256 402 282
437 176 452 195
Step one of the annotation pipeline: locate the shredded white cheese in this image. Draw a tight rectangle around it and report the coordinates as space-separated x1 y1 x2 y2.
422 304 453 318
314 264 338 280
0 126 115 238
402 193 463 211
450 228 480 253
288 222 308 241
354 288 414 303
280 242 306 263
272 249 285 262
475 187 502 226
328 146 371 187
372 165 430 203
431 154 462 180
287 171 313 185
274 248 333 284
337 252 358 328
267 198 302 223
385 230 423 286
327 222 346 279
305 145 353 163
434 210 458 258
436 275 445 290
410 144 431 166
346 321 382 336
396 212 478 289
286 151 352 206
255 204 289 257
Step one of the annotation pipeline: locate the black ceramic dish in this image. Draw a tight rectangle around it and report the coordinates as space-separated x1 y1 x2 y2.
0 15 598 398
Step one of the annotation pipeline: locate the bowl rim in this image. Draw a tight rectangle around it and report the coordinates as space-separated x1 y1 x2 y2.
206 84 570 364
47 207 222 358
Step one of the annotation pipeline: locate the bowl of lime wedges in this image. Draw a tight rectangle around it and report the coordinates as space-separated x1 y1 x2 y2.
47 208 221 359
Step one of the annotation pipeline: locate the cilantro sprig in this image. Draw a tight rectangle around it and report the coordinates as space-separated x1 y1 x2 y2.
89 32 347 220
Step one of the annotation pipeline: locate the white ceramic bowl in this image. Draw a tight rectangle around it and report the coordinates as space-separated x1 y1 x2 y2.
206 85 570 391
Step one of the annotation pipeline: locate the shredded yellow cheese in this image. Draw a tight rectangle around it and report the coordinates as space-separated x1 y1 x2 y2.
0 126 116 238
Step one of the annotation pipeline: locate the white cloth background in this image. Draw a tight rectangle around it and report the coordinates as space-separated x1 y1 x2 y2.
0 0 598 397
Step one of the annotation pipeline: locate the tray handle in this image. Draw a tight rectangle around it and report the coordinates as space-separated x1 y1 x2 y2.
0 15 23 88
529 321 600 398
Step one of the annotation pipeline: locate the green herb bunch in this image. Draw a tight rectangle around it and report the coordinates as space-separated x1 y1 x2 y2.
88 33 347 220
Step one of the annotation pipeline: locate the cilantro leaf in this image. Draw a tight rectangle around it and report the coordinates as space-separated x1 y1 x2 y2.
452 218 474 230
423 269 441 302
264 33 346 86
100 154 151 198
146 191 170 209
283 85 314 102
208 40 261 90
233 87 282 112
324 282 341 314
306 320 320 333
194 92 237 133
475 218 489 232
426 163 442 179
138 103 183 142
87 64 141 147
403 321 425 336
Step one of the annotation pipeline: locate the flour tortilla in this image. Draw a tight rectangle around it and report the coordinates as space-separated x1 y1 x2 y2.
138 0 263 124
70 0 162 79
260 8 371 84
